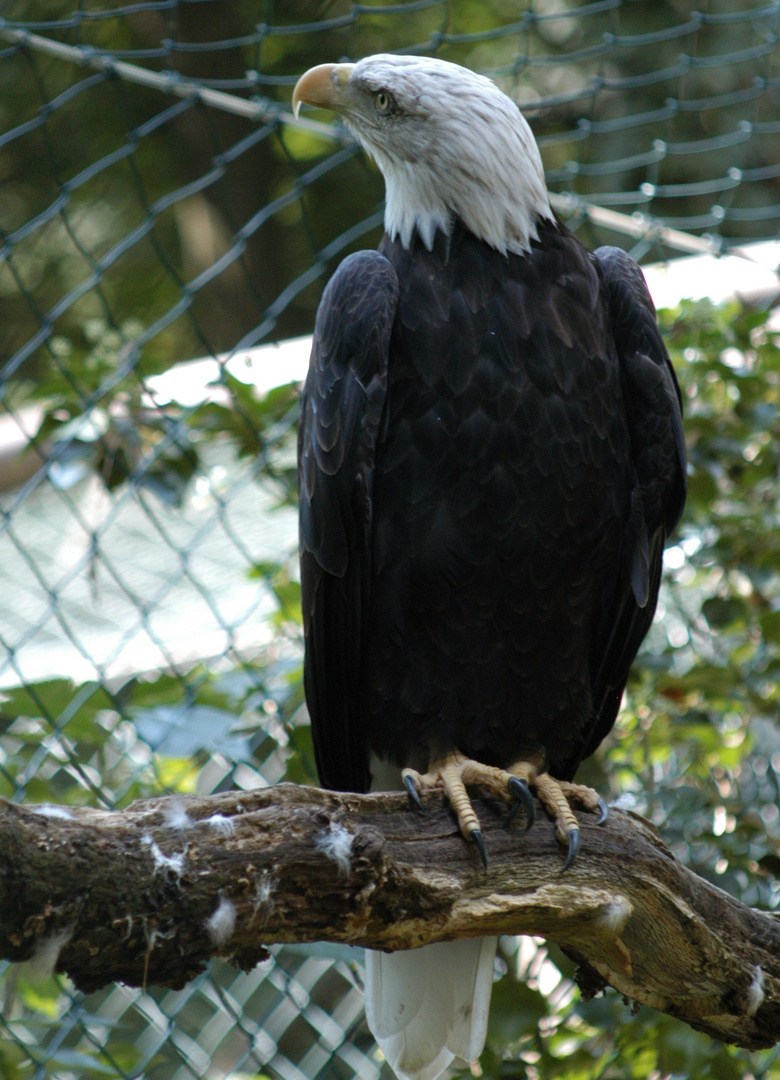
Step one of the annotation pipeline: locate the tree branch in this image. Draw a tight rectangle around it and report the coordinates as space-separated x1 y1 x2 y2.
2 784 779 1050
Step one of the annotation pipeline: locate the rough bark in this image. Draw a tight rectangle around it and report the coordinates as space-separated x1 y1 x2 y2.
1 784 779 1050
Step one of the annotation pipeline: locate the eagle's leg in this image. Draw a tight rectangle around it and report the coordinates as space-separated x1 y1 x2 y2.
402 751 535 868
509 761 609 870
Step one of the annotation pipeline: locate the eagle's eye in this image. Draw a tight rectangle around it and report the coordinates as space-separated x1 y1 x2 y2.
374 90 394 114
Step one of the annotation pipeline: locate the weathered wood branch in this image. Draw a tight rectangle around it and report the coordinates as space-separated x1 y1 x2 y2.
2 784 779 1050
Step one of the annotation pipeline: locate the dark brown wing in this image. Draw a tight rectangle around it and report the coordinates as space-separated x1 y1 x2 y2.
298 249 399 792
576 245 687 771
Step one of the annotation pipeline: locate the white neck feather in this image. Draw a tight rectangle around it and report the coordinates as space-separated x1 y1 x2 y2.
380 148 553 254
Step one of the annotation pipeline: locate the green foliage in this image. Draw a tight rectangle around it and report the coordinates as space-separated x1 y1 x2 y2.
0 631 309 811
5 317 300 508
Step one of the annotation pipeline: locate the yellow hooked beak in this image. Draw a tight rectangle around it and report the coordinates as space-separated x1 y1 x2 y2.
292 63 356 118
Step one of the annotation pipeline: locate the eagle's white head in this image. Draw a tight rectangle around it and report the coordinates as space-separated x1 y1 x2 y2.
293 54 554 256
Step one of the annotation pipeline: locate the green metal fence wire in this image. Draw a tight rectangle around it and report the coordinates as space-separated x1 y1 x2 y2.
1 2 780 1078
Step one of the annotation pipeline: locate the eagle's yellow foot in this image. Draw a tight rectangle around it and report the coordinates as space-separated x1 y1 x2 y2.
402 751 535 868
509 761 609 871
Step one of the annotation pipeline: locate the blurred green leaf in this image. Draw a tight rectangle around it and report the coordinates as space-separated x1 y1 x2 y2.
701 596 747 629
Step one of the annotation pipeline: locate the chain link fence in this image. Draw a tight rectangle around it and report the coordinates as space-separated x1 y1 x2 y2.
1 2 780 1078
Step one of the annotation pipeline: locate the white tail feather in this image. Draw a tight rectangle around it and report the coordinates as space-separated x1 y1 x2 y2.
367 756 496 1079
364 936 497 1080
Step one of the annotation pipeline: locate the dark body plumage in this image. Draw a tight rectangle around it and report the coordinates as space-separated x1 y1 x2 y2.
299 218 686 794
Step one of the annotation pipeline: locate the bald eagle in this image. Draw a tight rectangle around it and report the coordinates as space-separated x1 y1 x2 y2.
294 54 686 1080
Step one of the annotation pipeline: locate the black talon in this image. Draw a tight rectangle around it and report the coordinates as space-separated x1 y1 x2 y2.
403 773 423 810
471 828 488 870
507 776 536 831
595 798 609 825
562 827 580 872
